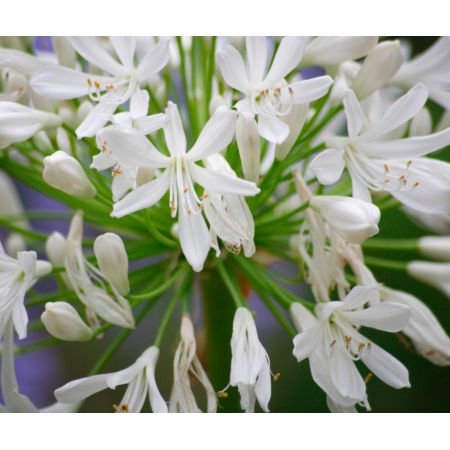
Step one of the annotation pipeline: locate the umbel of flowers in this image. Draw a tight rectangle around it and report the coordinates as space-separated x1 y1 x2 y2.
0 36 450 413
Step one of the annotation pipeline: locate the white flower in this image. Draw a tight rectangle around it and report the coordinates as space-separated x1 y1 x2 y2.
418 236 450 261
98 101 259 272
380 286 450 366
203 154 255 257
60 211 135 329
169 316 217 413
0 243 51 340
91 90 166 202
291 286 410 410
407 260 450 299
227 307 272 413
55 346 168 413
30 37 170 138
217 36 332 180
391 37 450 109
410 107 432 137
0 101 61 148
309 85 450 214
41 301 93 342
310 195 380 244
43 151 97 198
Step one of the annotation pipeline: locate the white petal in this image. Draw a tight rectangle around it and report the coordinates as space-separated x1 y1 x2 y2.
112 169 170 217
343 90 366 138
30 66 113 100
97 126 169 167
106 362 141 389
254 360 271 412
290 302 318 331
361 342 410 388
246 37 269 85
54 374 110 404
361 84 429 141
292 326 321 362
130 89 149 119
187 107 237 161
135 113 166 135
343 302 410 332
236 115 261 182
90 152 115 171
67 37 125 76
216 45 249 92
136 37 170 82
257 113 289 144
309 148 345 185
164 101 186 156
286 76 333 104
329 348 366 400
358 127 450 159
178 208 210 272
190 163 259 196
76 95 119 138
263 37 306 87
110 36 136 69
342 285 379 310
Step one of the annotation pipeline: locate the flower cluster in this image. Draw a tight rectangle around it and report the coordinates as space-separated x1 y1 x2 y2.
0 36 449 413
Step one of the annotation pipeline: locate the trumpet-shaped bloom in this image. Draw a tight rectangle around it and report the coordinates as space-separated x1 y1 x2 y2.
0 243 51 340
407 260 450 299
291 285 410 410
30 36 170 138
98 102 259 271
227 307 272 413
55 346 168 413
309 85 450 214
169 316 217 413
217 36 332 179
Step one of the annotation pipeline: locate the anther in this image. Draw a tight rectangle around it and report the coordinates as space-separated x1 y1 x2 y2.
330 339 337 348
273 372 281 382
217 391 229 398
364 372 373 383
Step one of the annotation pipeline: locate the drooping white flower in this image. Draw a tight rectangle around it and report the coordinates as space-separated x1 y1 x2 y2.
310 195 380 244
169 315 217 413
309 85 450 214
59 211 135 329
30 37 170 138
390 37 450 109
91 90 166 202
418 236 450 261
291 285 410 411
43 151 97 198
98 101 259 271
55 346 168 413
227 307 272 413
407 260 450 299
203 154 255 257
0 101 61 148
379 286 450 366
217 36 332 180
0 243 51 340
41 301 93 342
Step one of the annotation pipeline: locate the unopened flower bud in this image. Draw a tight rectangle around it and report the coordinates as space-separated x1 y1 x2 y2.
43 151 97 198
407 261 450 299
418 236 450 261
94 233 130 296
352 41 403 100
310 195 380 244
46 232 67 267
5 233 27 257
41 301 93 341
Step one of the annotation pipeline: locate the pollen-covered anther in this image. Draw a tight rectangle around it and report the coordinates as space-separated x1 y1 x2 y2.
330 339 337 348
273 372 281 382
383 164 390 173
357 342 366 353
364 372 373 383
344 335 352 347
112 168 122 176
87 78 93 87
94 80 101 89
412 181 420 189
217 391 229 398
113 403 129 413
183 187 188 193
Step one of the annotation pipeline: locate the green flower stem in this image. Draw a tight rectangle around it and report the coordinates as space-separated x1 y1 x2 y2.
255 200 309 227
364 255 409 271
153 271 192 348
216 260 248 309
363 238 419 251
204 36 217 117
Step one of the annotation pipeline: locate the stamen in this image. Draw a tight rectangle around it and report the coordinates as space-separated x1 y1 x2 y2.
273 372 281 382
364 372 373 383
217 391 229 398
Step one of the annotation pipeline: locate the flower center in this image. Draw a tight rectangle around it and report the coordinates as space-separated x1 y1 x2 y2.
250 86 293 117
